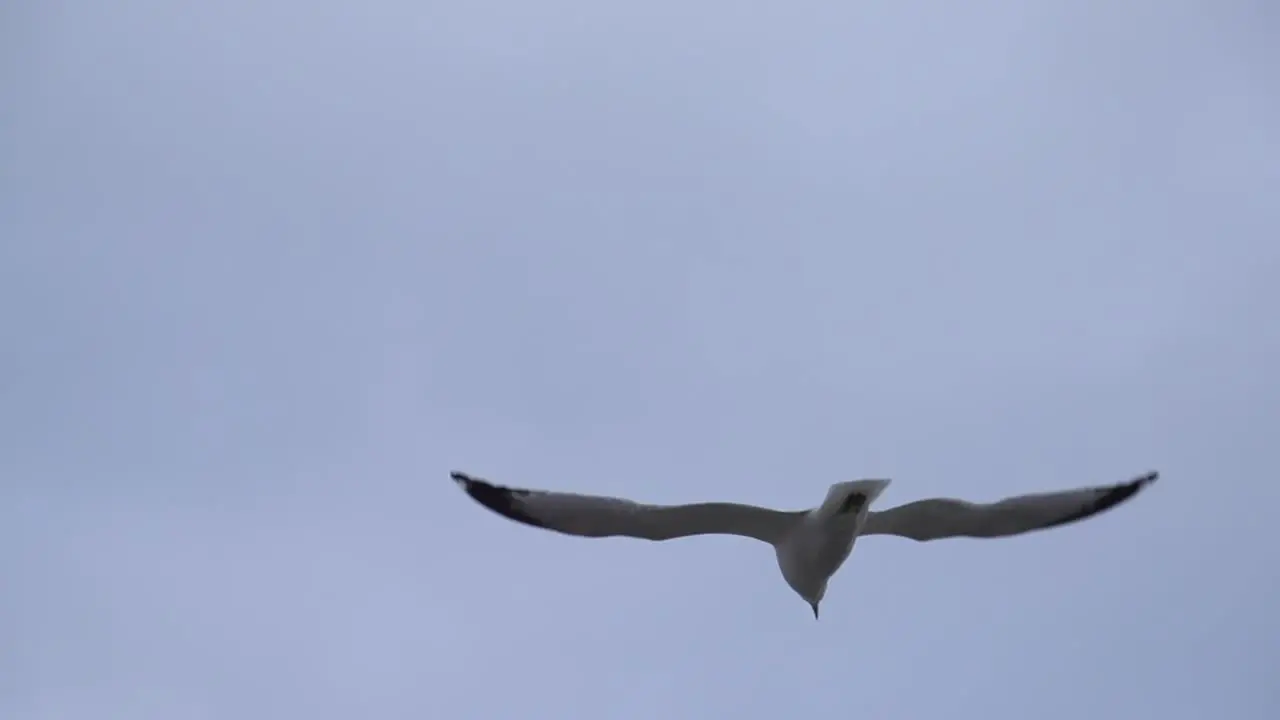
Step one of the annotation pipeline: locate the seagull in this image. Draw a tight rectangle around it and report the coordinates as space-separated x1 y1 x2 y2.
451 469 1158 618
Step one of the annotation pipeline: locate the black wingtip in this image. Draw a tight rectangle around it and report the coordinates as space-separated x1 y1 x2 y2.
1101 470 1158 506
1046 469 1159 530
450 470 551 530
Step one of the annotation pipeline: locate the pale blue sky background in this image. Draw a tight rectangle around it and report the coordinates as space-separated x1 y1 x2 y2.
3 1 1278 718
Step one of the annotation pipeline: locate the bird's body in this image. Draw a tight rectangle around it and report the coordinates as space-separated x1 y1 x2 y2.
451 470 1158 618
771 479 889 614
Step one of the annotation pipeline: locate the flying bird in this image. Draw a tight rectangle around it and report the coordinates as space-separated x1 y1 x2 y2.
451 469 1158 618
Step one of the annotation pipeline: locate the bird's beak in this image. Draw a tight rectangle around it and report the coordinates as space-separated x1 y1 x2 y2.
810 602 820 620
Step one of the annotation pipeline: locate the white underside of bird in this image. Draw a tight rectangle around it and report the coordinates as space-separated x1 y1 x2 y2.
451 469 1159 618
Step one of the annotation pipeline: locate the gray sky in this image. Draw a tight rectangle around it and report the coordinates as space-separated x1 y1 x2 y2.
3 0 1278 717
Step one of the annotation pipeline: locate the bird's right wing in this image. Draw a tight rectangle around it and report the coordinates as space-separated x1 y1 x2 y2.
860 471 1158 542
452 471 804 545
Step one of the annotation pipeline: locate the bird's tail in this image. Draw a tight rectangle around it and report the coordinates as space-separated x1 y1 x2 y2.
819 478 891 518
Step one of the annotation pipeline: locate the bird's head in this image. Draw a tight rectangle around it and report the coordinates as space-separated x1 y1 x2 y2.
803 582 827 620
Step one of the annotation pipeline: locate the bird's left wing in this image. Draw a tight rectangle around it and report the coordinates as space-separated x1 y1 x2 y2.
860 471 1158 542
452 471 804 545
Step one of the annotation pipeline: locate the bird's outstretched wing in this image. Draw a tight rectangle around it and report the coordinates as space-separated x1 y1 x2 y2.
860 471 1158 542
451 471 804 545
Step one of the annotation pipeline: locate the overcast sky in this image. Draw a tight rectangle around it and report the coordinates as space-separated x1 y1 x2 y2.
3 1 1278 718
